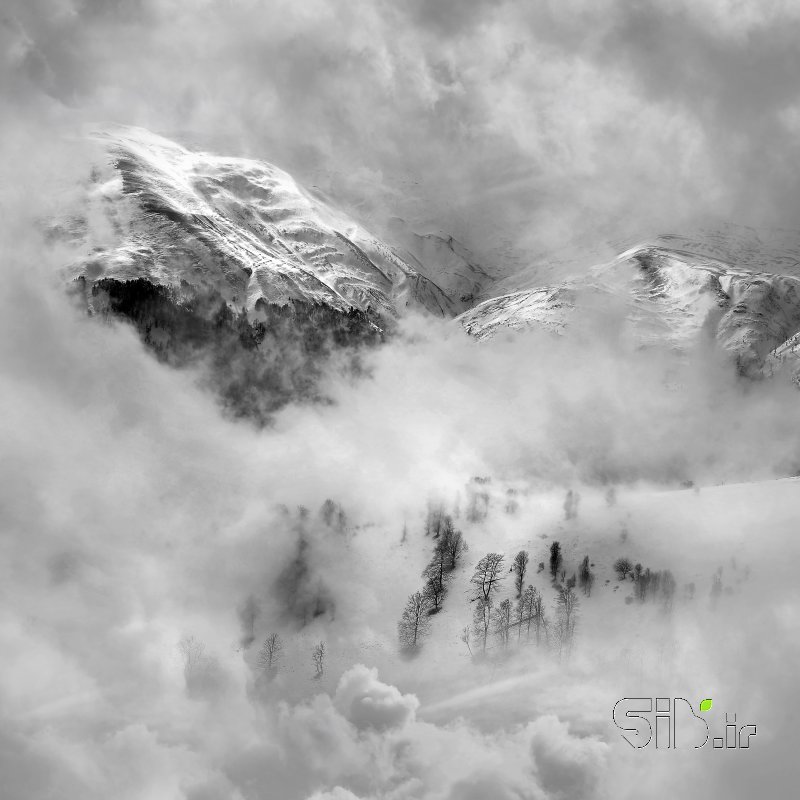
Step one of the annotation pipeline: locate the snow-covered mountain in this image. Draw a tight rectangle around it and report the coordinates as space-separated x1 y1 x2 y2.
63 126 461 321
54 127 504 420
459 230 800 380
53 128 800 399
383 217 497 313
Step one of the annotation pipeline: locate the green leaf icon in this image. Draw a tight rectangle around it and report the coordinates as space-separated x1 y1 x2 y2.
699 698 713 712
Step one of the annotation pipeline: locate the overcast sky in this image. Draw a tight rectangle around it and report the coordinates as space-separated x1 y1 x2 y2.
5 0 800 264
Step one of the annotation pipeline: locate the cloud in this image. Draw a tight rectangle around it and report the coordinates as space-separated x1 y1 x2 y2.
2 3 800 799
1 184 799 796
6 0 800 270
333 665 419 732
266 665 609 799
529 716 609 800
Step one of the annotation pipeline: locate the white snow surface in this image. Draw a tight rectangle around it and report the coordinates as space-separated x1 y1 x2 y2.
459 233 800 378
66 126 458 318
57 128 800 384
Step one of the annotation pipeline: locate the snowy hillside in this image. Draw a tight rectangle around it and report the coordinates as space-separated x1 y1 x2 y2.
53 127 523 420
384 217 498 312
62 127 459 320
51 131 800 399
460 232 800 379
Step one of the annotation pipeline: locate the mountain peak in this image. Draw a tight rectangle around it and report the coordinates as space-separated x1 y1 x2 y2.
67 125 459 321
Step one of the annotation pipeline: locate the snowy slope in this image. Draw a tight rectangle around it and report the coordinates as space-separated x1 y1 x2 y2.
384 217 498 312
63 127 458 320
56 130 800 387
459 233 800 378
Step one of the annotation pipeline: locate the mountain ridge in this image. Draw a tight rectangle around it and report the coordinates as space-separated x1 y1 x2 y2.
458 235 800 381
52 127 800 405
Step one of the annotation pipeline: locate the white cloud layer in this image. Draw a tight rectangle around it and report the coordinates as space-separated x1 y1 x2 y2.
2 2 800 798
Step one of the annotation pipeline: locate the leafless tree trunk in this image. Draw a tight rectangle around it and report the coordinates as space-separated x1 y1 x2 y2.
424 574 446 612
472 597 493 654
532 589 546 645
470 553 505 604
258 633 283 675
398 591 432 651
513 550 530 598
515 594 526 641
445 529 468 570
461 626 473 657
494 598 512 649
556 585 579 657
424 545 450 605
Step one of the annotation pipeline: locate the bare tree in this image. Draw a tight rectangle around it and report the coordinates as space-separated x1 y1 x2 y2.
515 592 526 642
661 569 677 609
419 526 467 615
579 555 594 596
178 635 206 681
614 557 633 580
424 501 442 537
425 502 452 538
424 545 450 605
320 499 347 534
472 597 493 654
444 528 468 570
466 480 490 522
531 589 547 645
513 550 530 597
312 641 325 678
549 541 563 581
555 585 579 657
398 591 432 651
557 585 579 631
493 598 512 649
178 635 221 695
258 633 283 675
461 625 473 657
519 584 536 640
635 567 651 602
423 573 446 613
470 553 506 604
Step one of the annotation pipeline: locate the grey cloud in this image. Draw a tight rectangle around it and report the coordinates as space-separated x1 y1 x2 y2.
13 0 800 268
